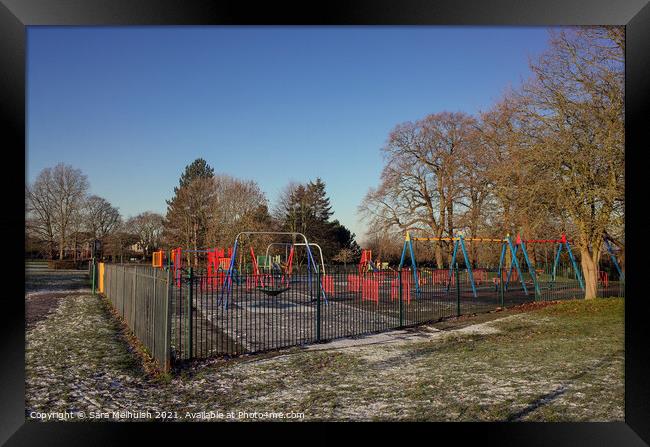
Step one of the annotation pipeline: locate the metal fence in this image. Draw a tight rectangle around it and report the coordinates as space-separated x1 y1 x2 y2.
100 263 624 369
170 263 624 362
103 264 172 370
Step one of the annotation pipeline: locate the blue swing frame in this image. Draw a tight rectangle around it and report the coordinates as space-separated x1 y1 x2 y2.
398 232 536 299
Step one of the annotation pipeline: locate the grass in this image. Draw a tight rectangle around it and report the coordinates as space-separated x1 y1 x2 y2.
391 298 624 421
25 289 624 421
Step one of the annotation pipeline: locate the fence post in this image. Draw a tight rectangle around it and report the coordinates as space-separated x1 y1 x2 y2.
187 267 194 360
621 277 624 298
455 263 461 317
398 269 404 328
164 267 172 371
499 265 504 308
316 266 321 342
91 258 96 294
122 265 126 316
133 266 137 334
152 267 157 357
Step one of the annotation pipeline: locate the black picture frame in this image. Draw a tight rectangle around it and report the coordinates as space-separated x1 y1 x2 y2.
3 0 649 444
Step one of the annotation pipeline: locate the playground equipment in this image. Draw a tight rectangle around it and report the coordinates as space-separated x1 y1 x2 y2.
359 249 379 274
342 249 396 304
247 245 291 295
152 250 165 268
264 242 327 275
508 234 584 291
221 232 328 307
498 234 543 295
602 232 624 281
166 247 233 289
399 232 538 298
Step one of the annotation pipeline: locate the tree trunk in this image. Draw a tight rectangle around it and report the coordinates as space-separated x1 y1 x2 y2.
193 222 199 268
580 246 599 299
59 234 65 259
434 243 444 269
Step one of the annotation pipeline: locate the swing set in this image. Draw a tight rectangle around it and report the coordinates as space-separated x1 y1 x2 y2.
510 232 624 291
247 244 291 296
263 242 327 275
399 231 540 298
508 234 584 291
603 232 624 281
220 231 328 307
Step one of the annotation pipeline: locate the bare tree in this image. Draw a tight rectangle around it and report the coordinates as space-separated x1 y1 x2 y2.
26 164 89 259
84 195 121 243
332 247 356 268
163 173 271 268
359 112 477 268
206 175 275 270
511 27 624 298
67 207 87 261
475 95 566 266
127 212 165 259
361 231 405 266
26 179 56 259
209 174 271 247
103 218 138 263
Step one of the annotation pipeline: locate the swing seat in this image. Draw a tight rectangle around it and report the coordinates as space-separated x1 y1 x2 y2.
257 286 290 296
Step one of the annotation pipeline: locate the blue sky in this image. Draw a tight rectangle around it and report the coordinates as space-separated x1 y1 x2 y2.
27 26 555 242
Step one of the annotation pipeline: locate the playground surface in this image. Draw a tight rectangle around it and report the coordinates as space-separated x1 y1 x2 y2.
25 269 624 422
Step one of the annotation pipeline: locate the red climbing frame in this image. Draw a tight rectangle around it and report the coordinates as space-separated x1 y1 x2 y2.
359 249 373 274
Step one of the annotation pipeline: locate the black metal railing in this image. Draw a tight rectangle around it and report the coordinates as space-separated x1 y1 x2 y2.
168 263 624 363
103 264 172 370
99 262 624 367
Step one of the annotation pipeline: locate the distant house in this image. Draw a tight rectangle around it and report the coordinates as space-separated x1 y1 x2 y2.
128 243 145 254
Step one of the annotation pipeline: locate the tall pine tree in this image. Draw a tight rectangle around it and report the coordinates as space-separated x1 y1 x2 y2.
174 158 215 194
164 159 217 264
278 178 358 261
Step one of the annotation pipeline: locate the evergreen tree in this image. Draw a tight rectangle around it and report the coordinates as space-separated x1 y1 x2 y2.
276 178 359 261
307 178 333 222
329 219 361 255
174 158 215 194
164 159 217 262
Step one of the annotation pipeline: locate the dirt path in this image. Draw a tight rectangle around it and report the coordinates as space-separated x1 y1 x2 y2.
26 292 90 329
25 270 91 329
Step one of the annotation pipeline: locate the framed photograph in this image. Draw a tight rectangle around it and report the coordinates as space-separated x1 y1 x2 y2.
5 0 649 443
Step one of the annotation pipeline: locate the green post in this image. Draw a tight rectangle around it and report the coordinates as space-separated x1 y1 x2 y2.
620 275 625 298
499 266 504 307
316 266 321 342
187 267 193 360
91 258 96 295
399 269 404 328
455 263 461 317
